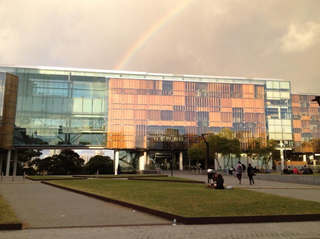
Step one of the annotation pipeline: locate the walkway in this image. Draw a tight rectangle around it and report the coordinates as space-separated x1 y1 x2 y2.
0 176 170 229
163 170 320 203
1 173 320 239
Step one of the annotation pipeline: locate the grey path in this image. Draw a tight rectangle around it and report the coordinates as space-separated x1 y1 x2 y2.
1 173 320 239
164 170 320 203
0 177 170 229
1 222 320 239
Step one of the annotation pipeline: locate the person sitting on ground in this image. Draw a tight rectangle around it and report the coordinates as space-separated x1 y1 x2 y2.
228 167 234 175
260 167 265 173
206 173 218 188
293 167 299 174
214 173 225 189
283 166 288 174
309 166 314 174
265 167 271 174
303 165 311 174
254 166 260 173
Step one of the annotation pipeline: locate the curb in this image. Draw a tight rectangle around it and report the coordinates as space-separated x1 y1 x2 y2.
128 178 204 184
42 181 320 225
0 223 23 231
26 177 87 181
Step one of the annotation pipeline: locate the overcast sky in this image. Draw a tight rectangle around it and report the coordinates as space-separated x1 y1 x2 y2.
1 0 320 93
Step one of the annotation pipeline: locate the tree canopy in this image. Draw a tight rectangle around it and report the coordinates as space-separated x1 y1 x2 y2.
33 149 84 175
83 155 114 174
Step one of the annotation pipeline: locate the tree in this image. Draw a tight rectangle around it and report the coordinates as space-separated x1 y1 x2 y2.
33 150 84 175
83 155 114 174
258 139 278 168
17 149 42 175
188 141 206 162
217 129 241 168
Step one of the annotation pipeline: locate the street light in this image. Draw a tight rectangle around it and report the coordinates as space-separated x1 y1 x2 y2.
202 133 212 170
170 140 174 177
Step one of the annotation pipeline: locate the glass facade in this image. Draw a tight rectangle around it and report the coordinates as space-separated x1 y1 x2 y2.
3 65 319 170
265 80 293 147
292 94 320 152
107 78 267 150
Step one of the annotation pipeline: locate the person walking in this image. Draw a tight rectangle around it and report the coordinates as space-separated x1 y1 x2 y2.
235 161 243 184
247 163 255 185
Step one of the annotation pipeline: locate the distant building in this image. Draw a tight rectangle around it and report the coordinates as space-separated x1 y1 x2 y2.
0 65 318 175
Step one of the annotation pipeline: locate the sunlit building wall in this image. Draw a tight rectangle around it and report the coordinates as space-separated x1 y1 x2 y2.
0 65 300 171
291 93 320 153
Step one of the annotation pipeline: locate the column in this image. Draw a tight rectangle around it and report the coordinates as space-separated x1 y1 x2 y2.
114 150 119 175
0 154 3 175
179 151 183 170
13 151 18 176
280 140 284 171
5 150 11 176
139 152 147 171
303 155 307 162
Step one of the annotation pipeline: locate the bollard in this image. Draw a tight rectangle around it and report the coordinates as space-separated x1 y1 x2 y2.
97 170 99 179
23 171 26 181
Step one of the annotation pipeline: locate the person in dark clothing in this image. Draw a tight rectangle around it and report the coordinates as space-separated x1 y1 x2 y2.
247 164 255 185
214 173 225 189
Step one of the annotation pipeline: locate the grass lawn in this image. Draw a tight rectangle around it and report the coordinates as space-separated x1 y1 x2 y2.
48 179 320 217
0 194 20 224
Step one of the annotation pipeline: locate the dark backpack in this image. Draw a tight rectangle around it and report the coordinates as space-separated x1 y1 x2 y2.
242 164 246 172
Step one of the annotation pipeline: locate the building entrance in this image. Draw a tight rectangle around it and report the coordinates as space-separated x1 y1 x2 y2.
153 152 176 170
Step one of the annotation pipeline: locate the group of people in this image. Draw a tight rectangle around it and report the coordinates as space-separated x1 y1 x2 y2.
234 161 256 185
283 165 313 174
209 161 257 187
206 172 225 189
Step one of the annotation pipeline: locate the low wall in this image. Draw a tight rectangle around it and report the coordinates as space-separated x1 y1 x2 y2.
252 174 320 185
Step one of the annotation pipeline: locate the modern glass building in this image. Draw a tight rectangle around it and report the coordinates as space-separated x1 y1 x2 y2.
291 93 320 162
0 65 318 175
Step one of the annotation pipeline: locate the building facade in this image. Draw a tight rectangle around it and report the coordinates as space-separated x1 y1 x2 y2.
0 65 318 175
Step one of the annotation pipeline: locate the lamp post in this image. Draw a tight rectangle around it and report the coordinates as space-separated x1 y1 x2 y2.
201 133 210 170
170 137 174 177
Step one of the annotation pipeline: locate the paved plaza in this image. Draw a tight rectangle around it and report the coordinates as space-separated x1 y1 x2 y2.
1 172 320 238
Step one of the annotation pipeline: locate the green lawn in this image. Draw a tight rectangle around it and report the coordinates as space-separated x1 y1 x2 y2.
0 194 20 224
48 179 320 217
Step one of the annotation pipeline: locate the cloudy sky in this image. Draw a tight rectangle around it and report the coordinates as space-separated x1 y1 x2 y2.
1 0 320 93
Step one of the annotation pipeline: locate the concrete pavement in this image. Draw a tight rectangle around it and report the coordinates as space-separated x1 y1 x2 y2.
0 177 171 229
1 172 320 239
163 170 320 203
1 222 320 239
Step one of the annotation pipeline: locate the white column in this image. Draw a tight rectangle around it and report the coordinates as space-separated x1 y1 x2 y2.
179 151 183 170
139 152 147 171
114 151 119 175
5 150 11 176
303 154 307 162
13 151 18 176
280 148 284 171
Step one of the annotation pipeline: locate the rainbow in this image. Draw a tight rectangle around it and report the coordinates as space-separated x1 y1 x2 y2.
115 0 197 71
